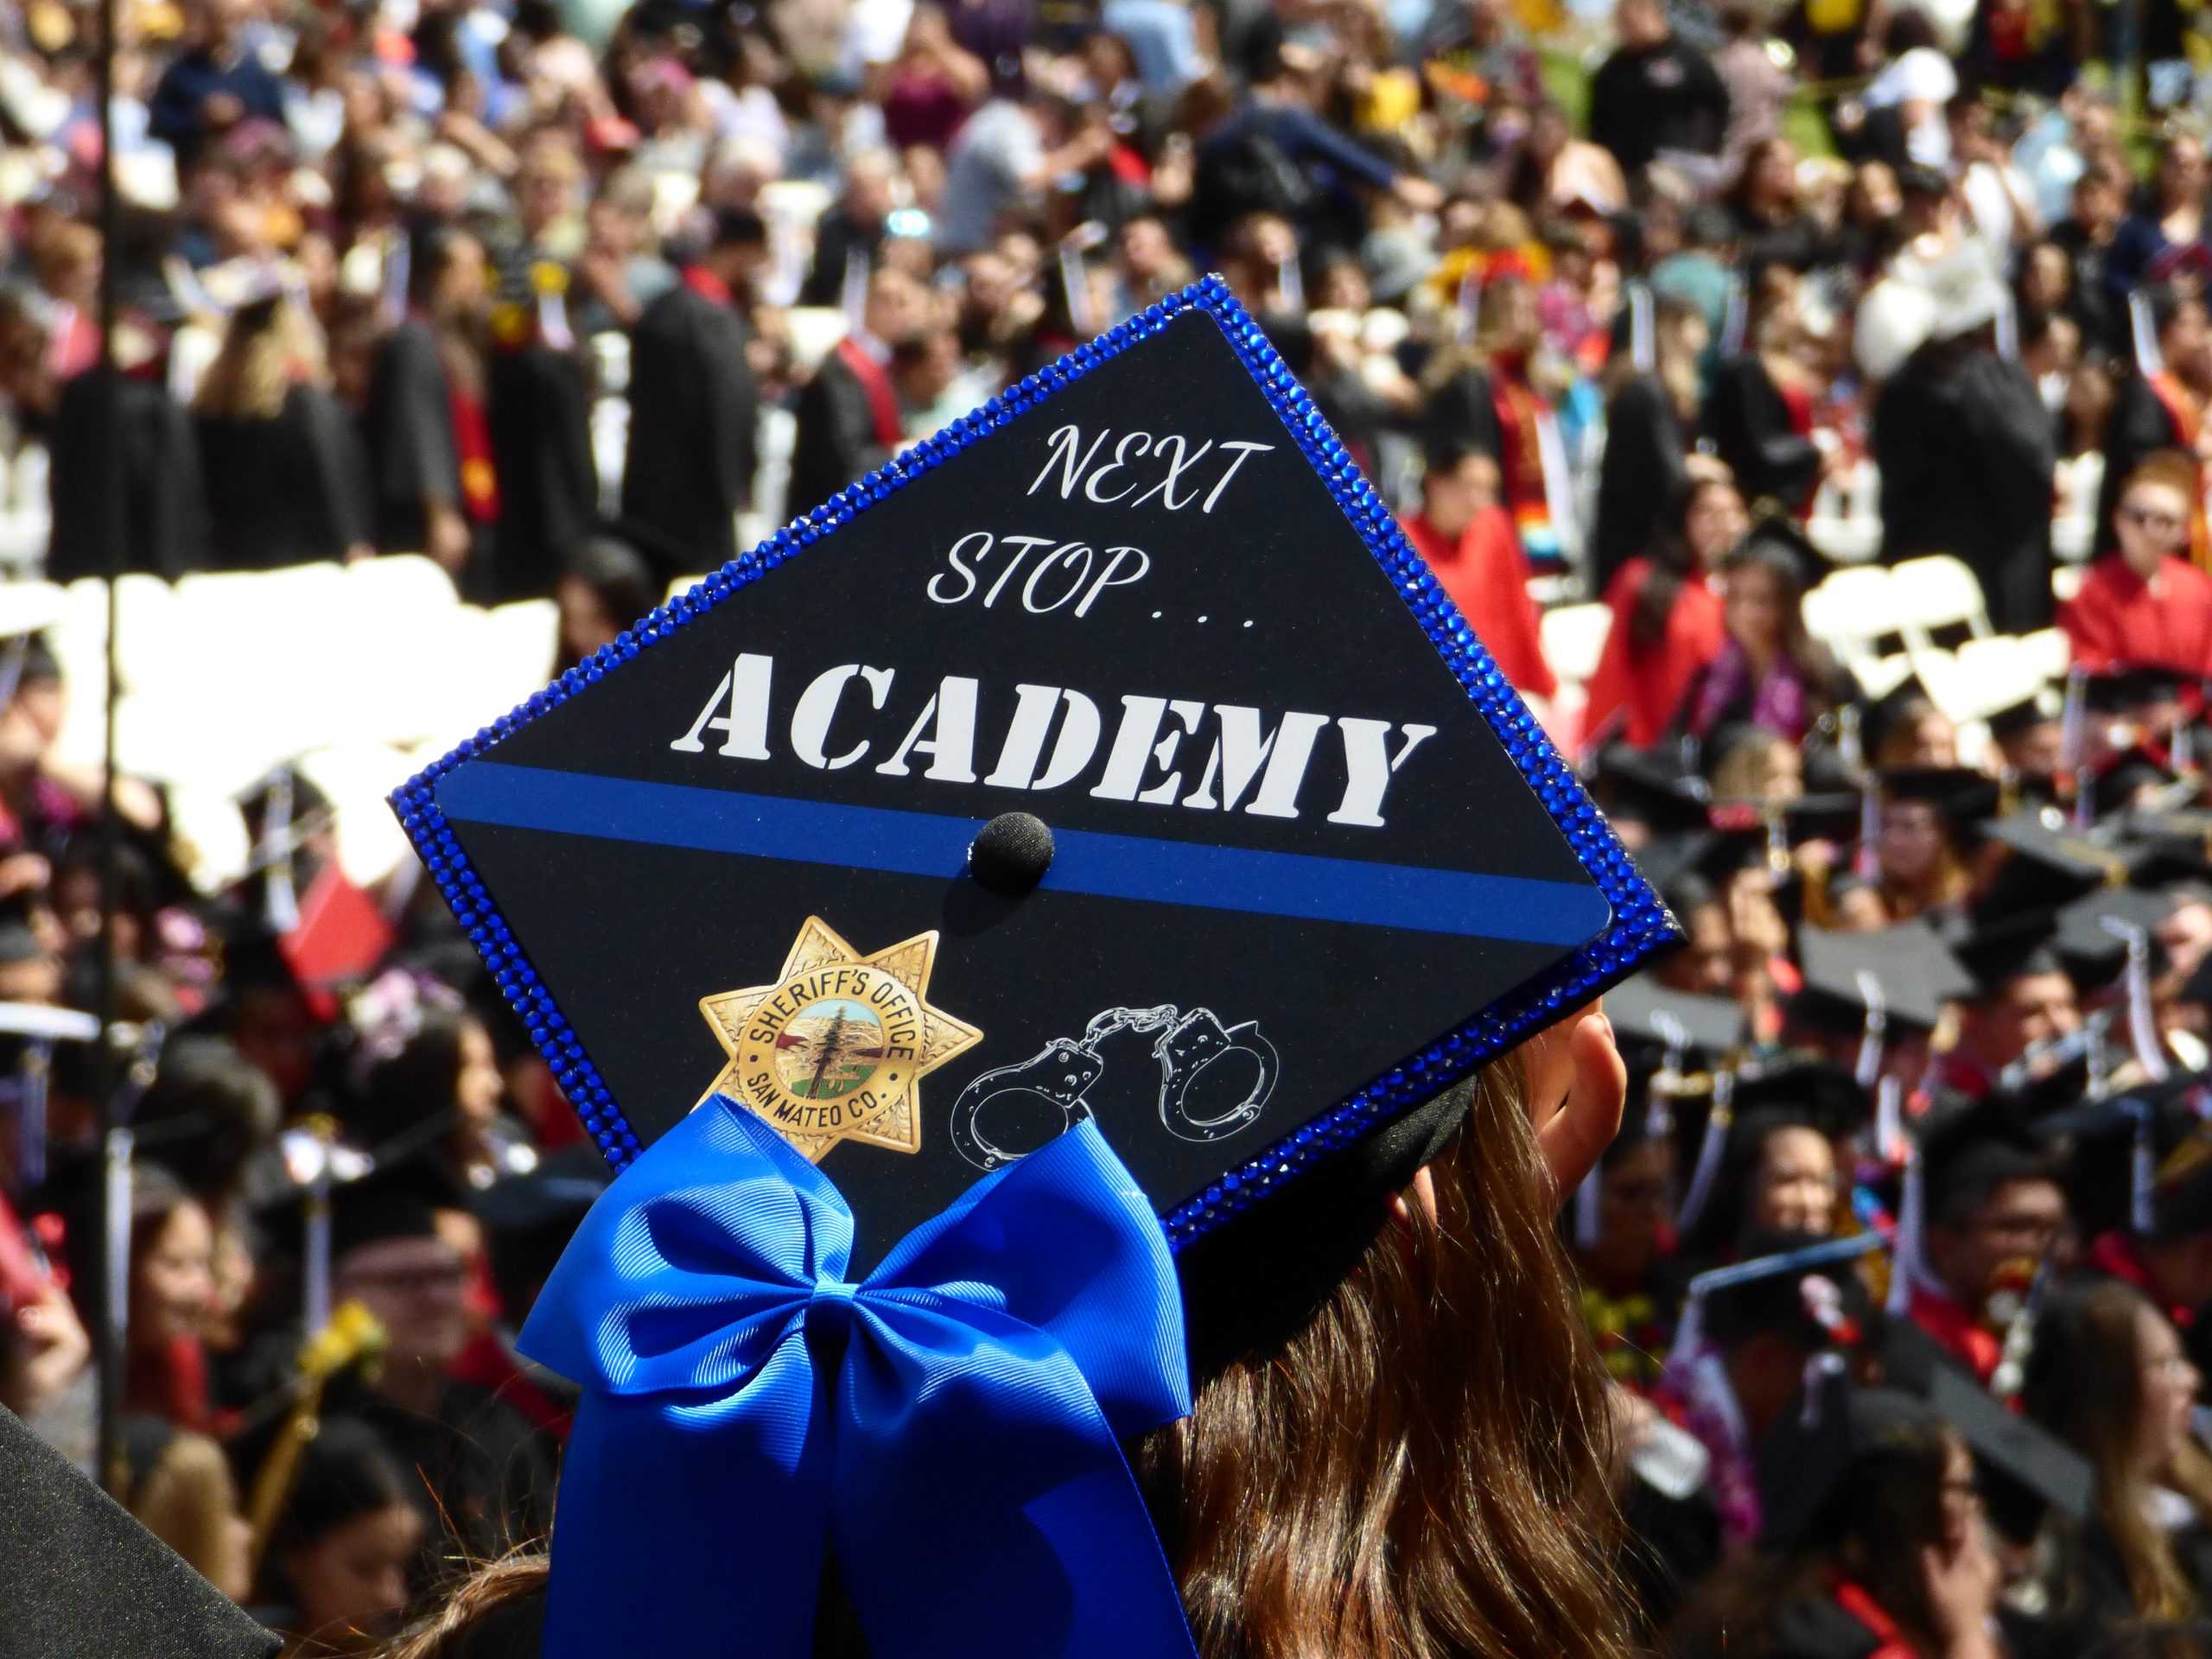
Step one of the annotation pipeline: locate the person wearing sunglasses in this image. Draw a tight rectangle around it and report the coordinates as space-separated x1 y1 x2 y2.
2063 451 2212 679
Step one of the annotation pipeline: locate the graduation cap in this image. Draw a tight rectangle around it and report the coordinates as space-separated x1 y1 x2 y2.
1726 507 1832 589
0 1402 283 1659
2031 1070 2212 1238
1947 907 2069 997
1879 765 2002 823
1755 1376 1937 1551
1729 1056 1876 1140
1586 741 1712 837
1917 1095 2059 1225
326 1156 462 1267
1975 810 2147 913
1604 975 1751 1066
390 276 1673 1274
2053 883 2176 990
1794 921 1969 1040
1923 1363 2094 1539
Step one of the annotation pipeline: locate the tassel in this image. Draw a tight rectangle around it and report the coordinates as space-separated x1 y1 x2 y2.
1629 283 1656 374
303 1182 332 1335
841 247 870 338
1853 969 1888 1090
1853 785 1881 883
2178 720 2197 774
1995 288 2018 362
2133 1101 2158 1236
1058 244 1095 334
1274 254 1304 315
1887 1141 1923 1318
1676 1069 1735 1236
535 284 573 353
2133 289 2167 378
1574 1162 1604 1252
261 771 300 934
15 1037 47 1191
1720 271 1749 356
1876 1075 1904 1165
2109 918 2172 1082
2059 665 2088 775
380 232 410 328
1457 267 1482 344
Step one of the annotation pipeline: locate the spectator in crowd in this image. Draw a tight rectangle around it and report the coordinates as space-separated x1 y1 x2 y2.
2065 452 2212 676
1587 0 1730 181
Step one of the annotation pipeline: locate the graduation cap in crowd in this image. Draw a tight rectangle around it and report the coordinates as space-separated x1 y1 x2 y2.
2031 1069 2212 1239
0 1402 282 1659
1792 920 1969 1054
1879 764 2003 825
1586 741 1713 838
1975 809 2149 914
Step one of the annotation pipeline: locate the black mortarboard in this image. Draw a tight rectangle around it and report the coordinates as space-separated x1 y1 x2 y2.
1948 909 2069 996
1987 683 2064 745
2093 745 2185 818
327 1157 461 1265
2032 1071 2212 1238
0 1402 283 1659
1729 1056 1875 1139
1697 1228 1878 1351
391 278 1673 1276
2053 883 2176 990
2082 664 2197 716
1755 1375 1937 1550
1917 1095 2057 1224
1925 1363 2094 1535
1604 975 1751 1064
1794 921 1971 1036
1586 741 1713 836
1729 508 1832 587
1976 810 2147 912
1880 765 2003 824
471 1147 611 1317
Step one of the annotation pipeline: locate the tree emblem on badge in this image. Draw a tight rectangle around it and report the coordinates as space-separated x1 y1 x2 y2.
697 918 983 1164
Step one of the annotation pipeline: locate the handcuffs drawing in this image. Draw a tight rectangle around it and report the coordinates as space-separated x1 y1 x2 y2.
949 1003 1281 1172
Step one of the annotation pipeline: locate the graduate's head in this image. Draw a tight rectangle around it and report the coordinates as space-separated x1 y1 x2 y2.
2115 451 2196 577
1418 440 1492 537
2025 1283 2205 1618
327 1165 471 1375
1614 0 1669 47
1923 1135 2065 1313
263 1417 423 1649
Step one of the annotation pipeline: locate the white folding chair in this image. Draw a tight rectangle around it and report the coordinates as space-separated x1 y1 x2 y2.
1538 601 1611 688
1887 555 1993 646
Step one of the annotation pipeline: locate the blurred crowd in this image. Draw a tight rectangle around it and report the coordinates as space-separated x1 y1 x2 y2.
11 0 2212 1649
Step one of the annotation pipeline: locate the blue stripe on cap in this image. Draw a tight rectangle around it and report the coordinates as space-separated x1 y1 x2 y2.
435 760 1613 947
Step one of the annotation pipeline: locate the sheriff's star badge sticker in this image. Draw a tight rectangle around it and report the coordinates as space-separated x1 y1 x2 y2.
698 918 983 1163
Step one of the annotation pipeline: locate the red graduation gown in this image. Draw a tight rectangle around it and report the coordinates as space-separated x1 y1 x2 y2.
1580 557 1726 751
1397 508 1557 700
2060 553 2212 677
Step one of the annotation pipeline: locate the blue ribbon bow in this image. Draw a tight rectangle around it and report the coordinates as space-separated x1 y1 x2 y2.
518 1095 1199 1659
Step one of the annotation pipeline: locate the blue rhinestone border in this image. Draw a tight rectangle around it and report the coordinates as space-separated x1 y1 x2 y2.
389 273 1682 1249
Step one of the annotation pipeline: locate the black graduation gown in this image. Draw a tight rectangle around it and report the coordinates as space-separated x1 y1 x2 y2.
47 367 209 582
1593 373 1690 596
194 385 372 570
786 350 890 526
1702 353 1821 515
1872 342 2057 634
621 283 760 580
486 340 598 601
2093 372 2186 559
361 319 462 557
0 1402 281 1659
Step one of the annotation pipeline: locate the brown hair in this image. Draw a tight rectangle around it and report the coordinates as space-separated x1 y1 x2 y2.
1143 1061 1629 1659
194 298 329 423
2122 450 2201 507
1665 1416 1961 1657
2024 1283 2212 1621
376 1057 1631 1659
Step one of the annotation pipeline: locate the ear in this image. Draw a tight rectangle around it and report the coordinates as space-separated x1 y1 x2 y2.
1387 1165 1440 1230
